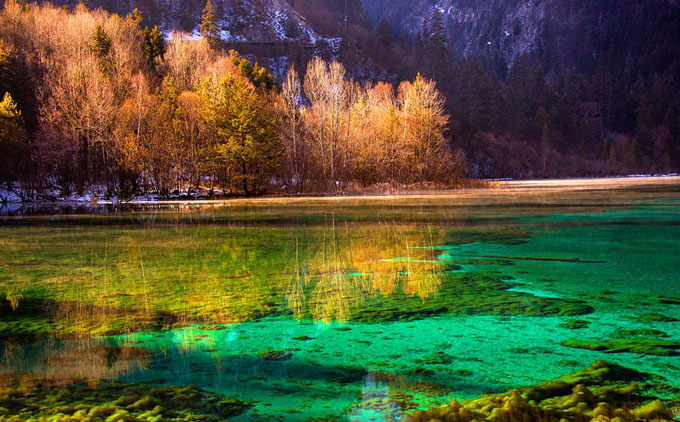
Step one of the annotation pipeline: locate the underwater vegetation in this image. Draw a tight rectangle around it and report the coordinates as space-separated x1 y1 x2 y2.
562 339 680 356
637 314 679 323
0 381 247 422
257 349 293 361
0 225 595 340
1 189 679 421
559 320 592 330
405 361 677 422
343 272 593 324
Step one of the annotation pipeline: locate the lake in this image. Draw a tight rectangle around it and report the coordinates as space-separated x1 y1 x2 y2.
1 177 680 422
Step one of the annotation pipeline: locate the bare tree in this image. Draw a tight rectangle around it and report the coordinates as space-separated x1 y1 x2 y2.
279 65 308 192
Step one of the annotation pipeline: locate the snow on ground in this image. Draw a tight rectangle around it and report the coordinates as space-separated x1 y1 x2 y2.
3 175 680 205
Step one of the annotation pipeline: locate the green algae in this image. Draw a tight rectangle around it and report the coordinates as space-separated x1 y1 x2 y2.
292 336 315 341
559 319 592 330
638 313 680 322
1 267 594 340
653 296 680 305
3 222 575 336
0 382 247 422
417 352 455 365
562 338 680 356
405 361 674 422
464 254 606 264
612 329 670 338
442 226 531 246
257 349 293 361
342 272 593 324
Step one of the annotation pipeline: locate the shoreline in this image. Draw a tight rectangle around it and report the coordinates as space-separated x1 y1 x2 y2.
1 175 679 206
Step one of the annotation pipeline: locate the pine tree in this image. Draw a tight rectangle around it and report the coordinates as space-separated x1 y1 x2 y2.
200 1 221 50
0 92 23 140
92 25 112 58
91 24 114 74
126 9 165 70
0 92 26 189
198 75 283 195
143 25 166 68
229 50 276 90
126 8 143 27
425 8 449 82
415 32 425 65
284 15 300 39
0 40 15 100
376 18 393 46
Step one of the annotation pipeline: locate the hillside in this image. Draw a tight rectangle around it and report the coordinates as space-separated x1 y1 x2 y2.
362 0 680 77
5 0 680 178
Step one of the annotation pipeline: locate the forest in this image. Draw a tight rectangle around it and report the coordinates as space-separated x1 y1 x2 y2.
2 0 680 200
0 1 460 200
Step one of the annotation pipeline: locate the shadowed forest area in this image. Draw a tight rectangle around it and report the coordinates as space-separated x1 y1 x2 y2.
364 0 680 178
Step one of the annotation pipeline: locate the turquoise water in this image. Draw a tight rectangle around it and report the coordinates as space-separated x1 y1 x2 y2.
1 187 680 420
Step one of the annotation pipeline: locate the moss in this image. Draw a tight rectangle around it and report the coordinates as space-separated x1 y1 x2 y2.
637 313 679 322
256 349 292 361
558 319 591 330
405 367 436 377
612 328 669 338
417 352 455 365
562 338 680 356
345 272 594 323
405 361 673 422
443 227 531 246
632 399 668 419
0 381 247 421
652 296 680 305
291 335 314 341
126 396 156 411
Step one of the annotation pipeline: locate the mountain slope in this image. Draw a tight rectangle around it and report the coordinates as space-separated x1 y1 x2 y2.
362 0 680 77
45 0 321 42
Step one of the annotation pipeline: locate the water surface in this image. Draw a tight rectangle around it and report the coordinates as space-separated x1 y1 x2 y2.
1 179 679 421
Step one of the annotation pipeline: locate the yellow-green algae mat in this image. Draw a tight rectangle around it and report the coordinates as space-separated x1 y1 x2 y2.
405 361 676 422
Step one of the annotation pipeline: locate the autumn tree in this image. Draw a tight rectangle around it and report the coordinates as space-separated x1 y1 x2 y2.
144 76 181 196
176 91 206 191
112 72 150 197
304 57 352 185
398 74 449 181
162 34 217 91
277 65 308 192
